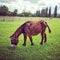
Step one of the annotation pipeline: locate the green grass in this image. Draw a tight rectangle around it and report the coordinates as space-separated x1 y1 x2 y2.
0 18 60 60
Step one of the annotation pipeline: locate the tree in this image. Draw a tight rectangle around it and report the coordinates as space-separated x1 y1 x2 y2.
41 9 46 17
54 5 57 17
36 10 40 17
11 9 18 16
0 5 9 16
49 7 51 17
21 11 32 17
45 7 48 17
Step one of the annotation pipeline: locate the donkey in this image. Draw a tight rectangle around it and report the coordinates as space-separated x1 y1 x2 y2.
10 20 51 48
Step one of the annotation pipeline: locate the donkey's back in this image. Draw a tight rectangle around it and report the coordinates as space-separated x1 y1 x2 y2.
23 20 48 36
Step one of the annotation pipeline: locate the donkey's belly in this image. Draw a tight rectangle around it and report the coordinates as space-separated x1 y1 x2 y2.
30 30 41 36
25 28 41 36
31 32 40 36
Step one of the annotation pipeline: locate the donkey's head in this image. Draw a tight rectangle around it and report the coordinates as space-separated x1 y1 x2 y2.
10 36 19 48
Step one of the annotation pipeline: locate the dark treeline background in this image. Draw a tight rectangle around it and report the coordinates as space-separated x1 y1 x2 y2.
0 5 60 18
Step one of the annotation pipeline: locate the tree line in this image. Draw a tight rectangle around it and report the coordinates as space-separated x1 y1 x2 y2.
0 5 17 16
0 5 60 17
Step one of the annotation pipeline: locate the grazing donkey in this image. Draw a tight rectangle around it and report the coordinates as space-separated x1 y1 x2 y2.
10 20 51 48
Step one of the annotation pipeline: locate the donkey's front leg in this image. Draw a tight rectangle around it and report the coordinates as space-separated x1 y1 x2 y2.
22 34 27 46
28 35 34 46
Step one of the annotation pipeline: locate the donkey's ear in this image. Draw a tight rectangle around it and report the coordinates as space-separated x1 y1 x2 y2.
10 36 11 38
10 36 12 39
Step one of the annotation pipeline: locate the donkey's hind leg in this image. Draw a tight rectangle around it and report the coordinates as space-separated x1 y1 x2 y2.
40 33 44 45
44 33 47 43
40 33 47 44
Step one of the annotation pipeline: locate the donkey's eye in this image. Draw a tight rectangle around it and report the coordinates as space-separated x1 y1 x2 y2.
12 40 14 42
11 40 15 43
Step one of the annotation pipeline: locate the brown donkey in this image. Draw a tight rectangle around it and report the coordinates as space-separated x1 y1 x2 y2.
10 20 51 47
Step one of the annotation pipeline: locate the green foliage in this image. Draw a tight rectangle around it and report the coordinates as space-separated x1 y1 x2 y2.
0 5 60 17
0 5 18 16
21 11 32 17
36 10 40 17
49 7 51 17
0 18 60 60
45 7 48 17
54 5 57 17
0 5 9 16
41 9 46 17
11 9 18 16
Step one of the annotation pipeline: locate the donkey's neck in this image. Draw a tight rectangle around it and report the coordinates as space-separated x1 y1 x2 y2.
11 26 23 38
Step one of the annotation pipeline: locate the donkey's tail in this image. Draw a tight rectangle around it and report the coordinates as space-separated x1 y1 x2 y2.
47 24 51 33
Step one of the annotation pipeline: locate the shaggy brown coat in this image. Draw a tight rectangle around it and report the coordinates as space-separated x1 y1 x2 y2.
10 20 51 46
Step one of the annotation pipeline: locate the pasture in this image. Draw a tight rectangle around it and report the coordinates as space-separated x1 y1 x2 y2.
0 17 60 60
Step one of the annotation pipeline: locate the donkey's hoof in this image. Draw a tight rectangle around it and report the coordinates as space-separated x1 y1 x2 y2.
40 43 43 45
22 44 26 46
31 43 34 46
44 41 46 43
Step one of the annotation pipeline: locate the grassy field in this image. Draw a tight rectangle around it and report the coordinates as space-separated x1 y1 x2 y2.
0 17 60 60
